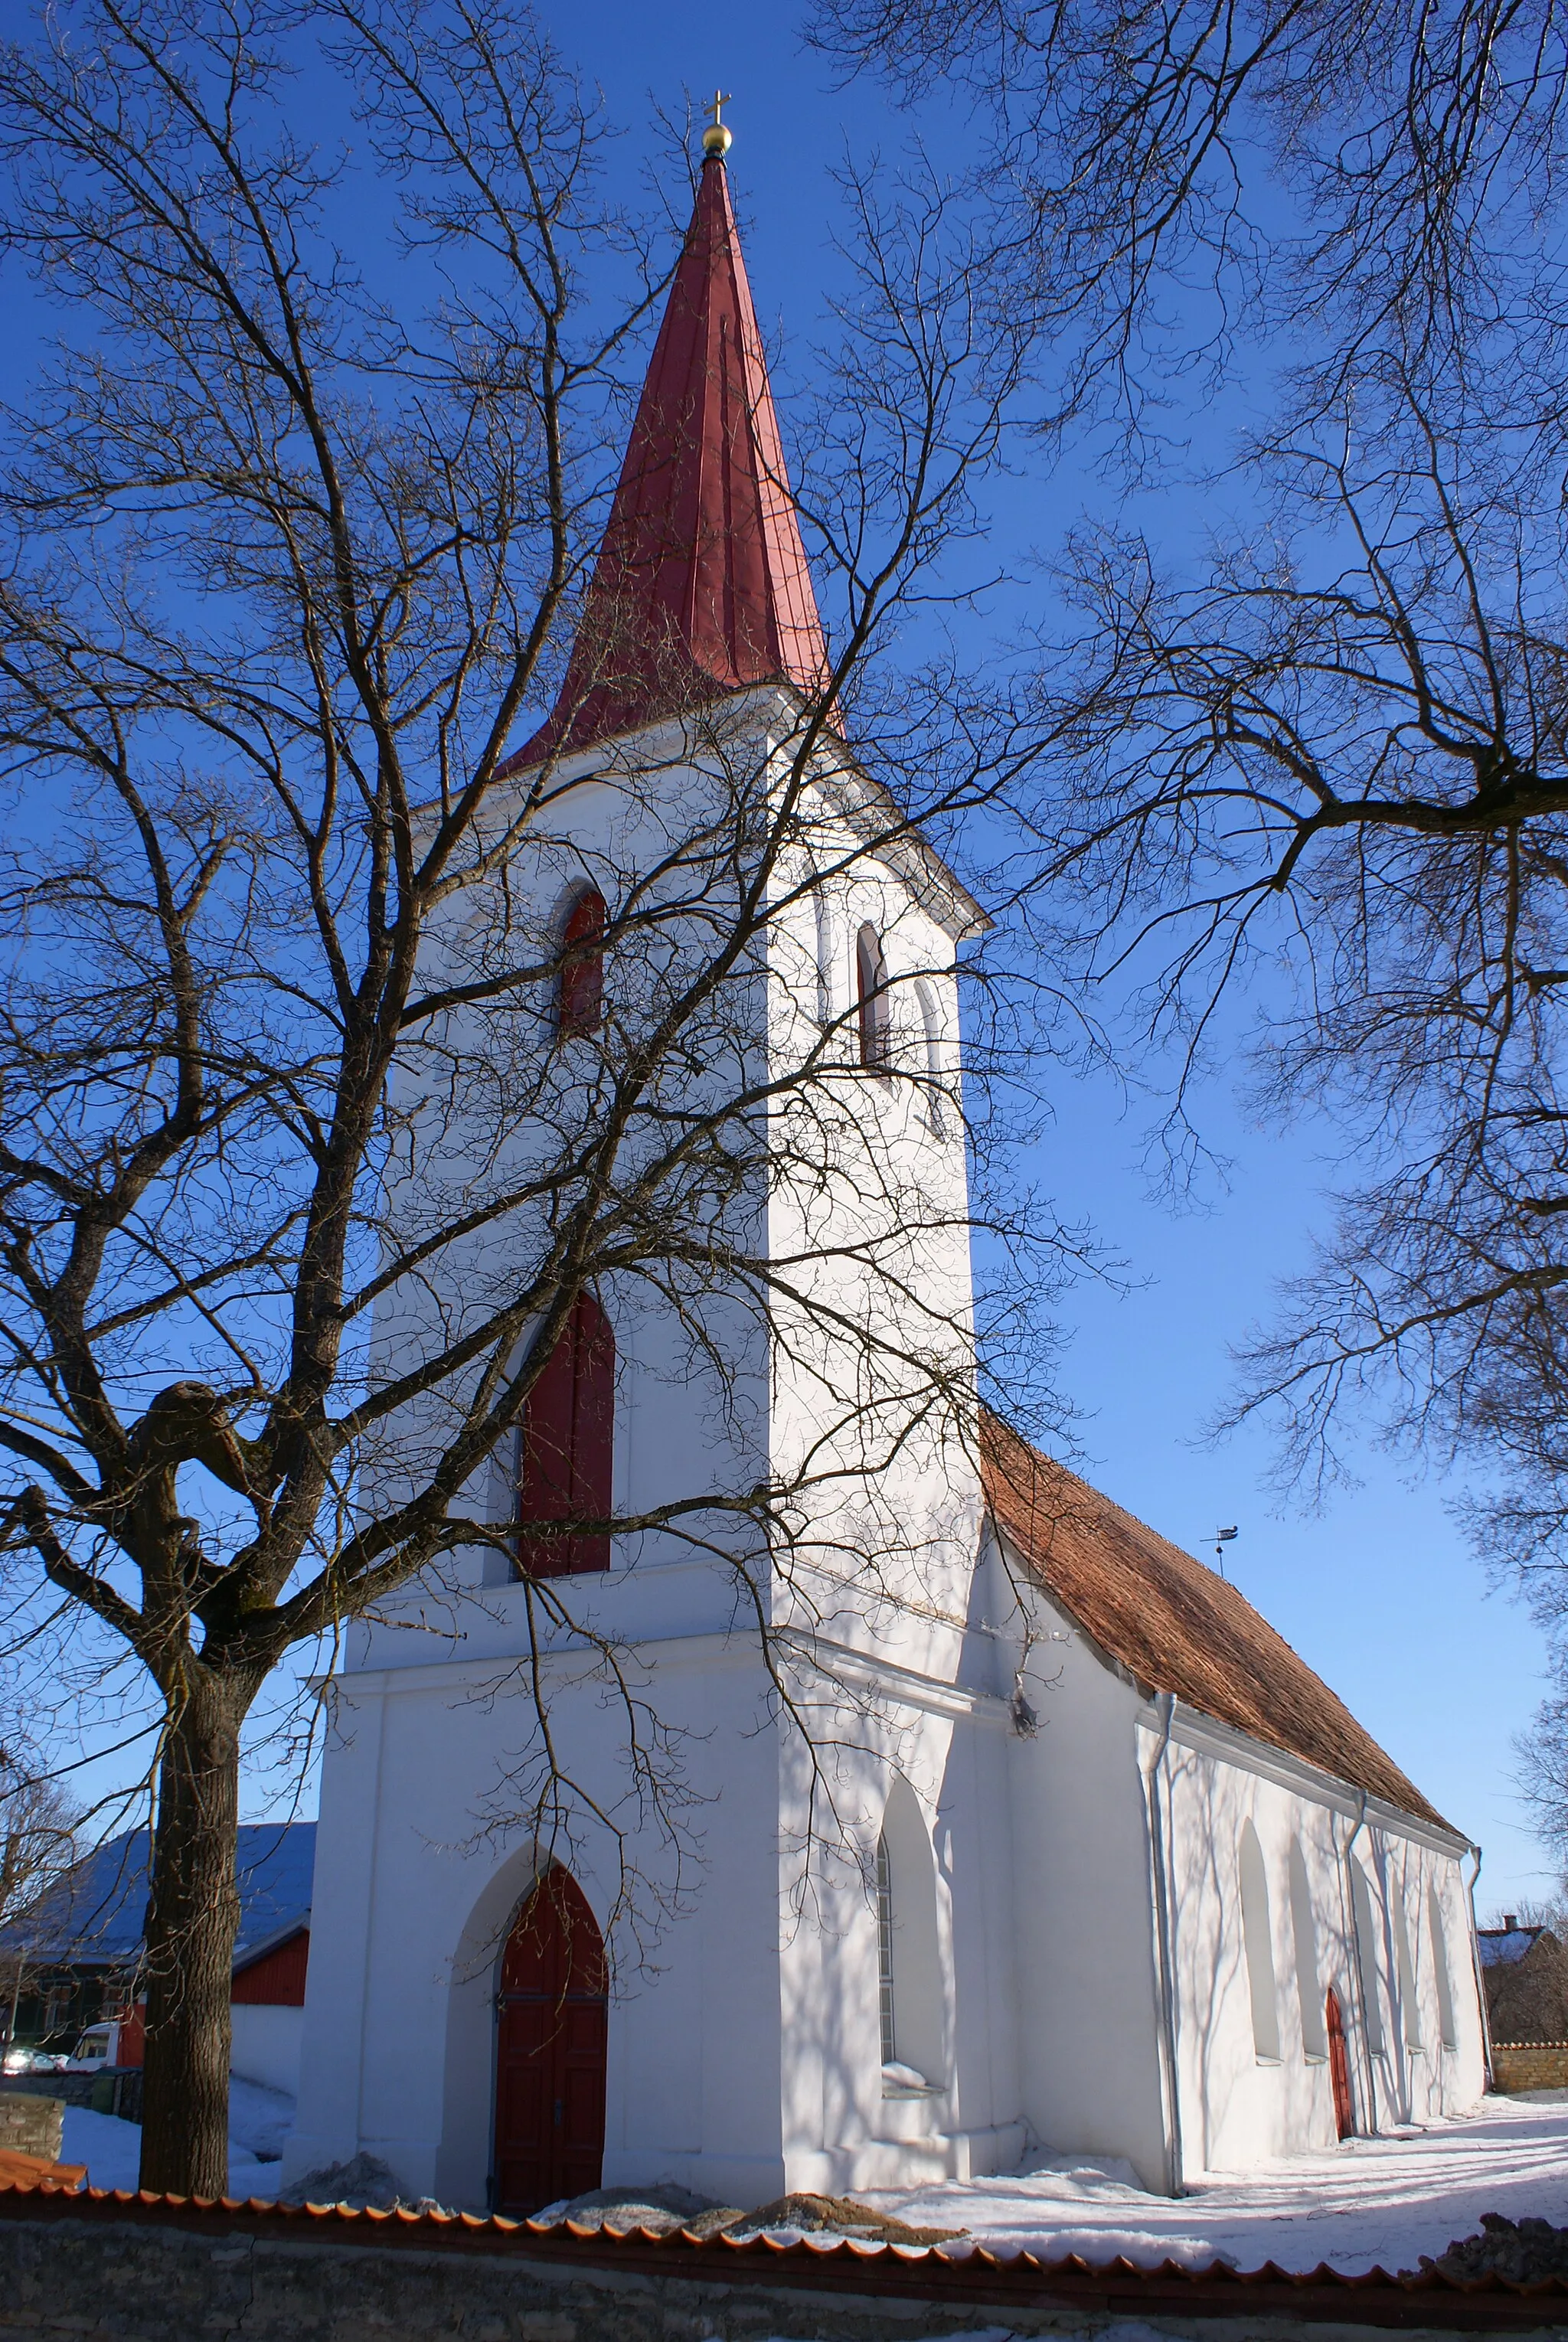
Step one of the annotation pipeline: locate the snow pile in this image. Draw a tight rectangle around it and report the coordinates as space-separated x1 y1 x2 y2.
228 2076 295 2165
59 2074 298 2201
860 2094 1568 2273
536 2181 728 2236
724 2191 966 2247
280 2151 436 2210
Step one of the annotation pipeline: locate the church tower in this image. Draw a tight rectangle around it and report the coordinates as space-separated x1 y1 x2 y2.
283 119 1021 2216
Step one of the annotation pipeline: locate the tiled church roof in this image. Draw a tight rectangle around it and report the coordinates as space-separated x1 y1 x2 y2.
516 149 830 764
979 1410 1451 1832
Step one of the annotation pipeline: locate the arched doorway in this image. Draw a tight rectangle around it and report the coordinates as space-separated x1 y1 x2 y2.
494 1868 607 2214
1325 1986 1354 2139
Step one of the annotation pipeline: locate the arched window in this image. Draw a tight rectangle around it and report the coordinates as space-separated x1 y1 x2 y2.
1393 1886 1422 2050
876 1833 897 2067
856 923 890 1071
1239 1820 1281 2061
1289 1837 1328 2059
1429 1883 1459 2050
1351 1859 1386 2052
814 885 837 1032
875 1779 945 2088
515 1291 613 1577
558 887 606 1037
915 981 946 1136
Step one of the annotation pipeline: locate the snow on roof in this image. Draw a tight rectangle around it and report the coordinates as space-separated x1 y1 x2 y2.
1478 1926 1547 1968
0 1822 315 1969
980 1409 1451 1831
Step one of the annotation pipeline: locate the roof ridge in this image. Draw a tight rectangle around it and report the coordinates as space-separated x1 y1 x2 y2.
978 1407 1452 1832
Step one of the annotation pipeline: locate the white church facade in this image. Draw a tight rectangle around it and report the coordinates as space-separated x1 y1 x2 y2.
281 126 1488 2218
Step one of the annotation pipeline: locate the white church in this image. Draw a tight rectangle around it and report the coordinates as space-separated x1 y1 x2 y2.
281 121 1488 2218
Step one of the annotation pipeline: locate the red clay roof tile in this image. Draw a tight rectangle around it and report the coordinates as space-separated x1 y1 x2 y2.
979 1409 1450 1831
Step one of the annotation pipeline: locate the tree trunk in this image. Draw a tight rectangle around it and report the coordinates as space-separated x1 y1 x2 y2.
138 1674 250 2197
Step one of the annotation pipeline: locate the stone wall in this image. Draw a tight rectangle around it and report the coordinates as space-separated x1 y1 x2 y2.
0 2215 1100 2342
1 2070 140 2122
1491 2040 1568 2090
0 2095 64 2162
0 2206 1501 2342
0 2075 96 2111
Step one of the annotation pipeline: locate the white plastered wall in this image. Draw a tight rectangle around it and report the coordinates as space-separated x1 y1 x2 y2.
230 2005 303 2098
997 1566 1173 2191
287 701 1014 2209
1153 1710 1486 2175
985 1527 1487 2190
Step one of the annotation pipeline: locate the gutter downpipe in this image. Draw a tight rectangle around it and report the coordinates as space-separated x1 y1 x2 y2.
1344 1788 1380 2135
1141 1689 1185 2195
1372 1830 1414 2125
1464 1842 1494 2093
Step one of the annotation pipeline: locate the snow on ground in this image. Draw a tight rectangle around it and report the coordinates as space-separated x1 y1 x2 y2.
59 2109 144 2193
859 2093 1568 2273
60 2076 296 2201
48 2086 1568 2276
227 2076 295 2164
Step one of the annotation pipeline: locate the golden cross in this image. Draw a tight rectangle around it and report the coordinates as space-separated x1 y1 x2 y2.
707 90 732 131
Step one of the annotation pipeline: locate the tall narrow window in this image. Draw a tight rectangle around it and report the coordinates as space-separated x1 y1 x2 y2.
559 887 606 1037
1429 1884 1459 2050
1289 1837 1328 2060
1393 1888 1423 2050
516 1292 614 1577
876 1779 946 2087
876 1832 897 2066
814 887 837 1032
856 923 890 1071
1239 1820 1281 2061
915 981 947 1136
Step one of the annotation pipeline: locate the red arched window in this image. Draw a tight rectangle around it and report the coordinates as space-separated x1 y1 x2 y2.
857 922 890 1070
516 1292 614 1577
559 887 606 1037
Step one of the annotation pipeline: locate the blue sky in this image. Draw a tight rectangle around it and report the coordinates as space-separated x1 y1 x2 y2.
2 0 1550 1916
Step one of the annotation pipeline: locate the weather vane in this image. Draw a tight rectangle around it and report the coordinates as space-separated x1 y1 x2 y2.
703 90 733 158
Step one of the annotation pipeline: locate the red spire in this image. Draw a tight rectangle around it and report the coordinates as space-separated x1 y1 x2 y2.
518 152 830 763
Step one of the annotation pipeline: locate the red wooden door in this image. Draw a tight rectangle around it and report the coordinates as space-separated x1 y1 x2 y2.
1325 1986 1354 2138
495 1870 607 2215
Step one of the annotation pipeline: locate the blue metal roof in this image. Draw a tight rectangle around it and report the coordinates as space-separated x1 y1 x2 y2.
0 1821 315 1969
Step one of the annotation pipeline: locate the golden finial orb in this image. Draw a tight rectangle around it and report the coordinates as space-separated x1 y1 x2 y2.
703 90 733 158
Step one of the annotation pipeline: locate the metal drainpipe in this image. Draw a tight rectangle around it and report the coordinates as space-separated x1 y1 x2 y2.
1344 1790 1380 2135
1140 1690 1185 2194
1463 1842 1494 2092
1373 1831 1413 2125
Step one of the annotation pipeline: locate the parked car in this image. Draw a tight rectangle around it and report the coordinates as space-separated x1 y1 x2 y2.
64 2020 121 2071
1 2046 65 2073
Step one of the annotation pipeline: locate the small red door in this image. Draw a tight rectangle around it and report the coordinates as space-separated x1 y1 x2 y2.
494 1869 607 2215
1325 1986 1354 2139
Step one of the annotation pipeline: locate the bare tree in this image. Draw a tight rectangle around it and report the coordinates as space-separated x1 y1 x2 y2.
806 0 1568 417
1013 364 1568 1572
0 1723 80 2059
0 0 1066 2197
